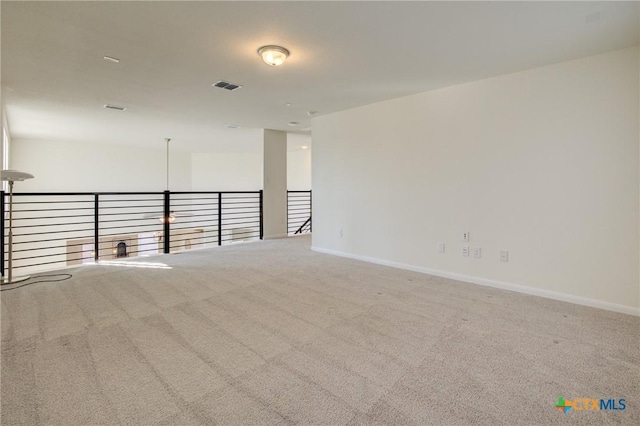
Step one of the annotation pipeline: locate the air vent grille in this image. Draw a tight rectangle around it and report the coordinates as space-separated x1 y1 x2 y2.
103 104 126 111
212 80 243 91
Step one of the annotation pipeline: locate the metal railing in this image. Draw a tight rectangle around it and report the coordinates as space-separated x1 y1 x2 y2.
1 191 262 276
287 190 311 235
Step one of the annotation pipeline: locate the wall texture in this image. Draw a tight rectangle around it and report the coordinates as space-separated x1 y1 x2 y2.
191 152 262 191
312 47 639 314
287 148 311 190
11 139 192 192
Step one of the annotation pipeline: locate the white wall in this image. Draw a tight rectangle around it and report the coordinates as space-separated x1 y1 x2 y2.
312 47 639 313
287 132 312 190
190 133 312 191
10 139 192 192
191 152 262 191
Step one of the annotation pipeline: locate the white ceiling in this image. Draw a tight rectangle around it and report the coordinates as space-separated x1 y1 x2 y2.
1 1 638 152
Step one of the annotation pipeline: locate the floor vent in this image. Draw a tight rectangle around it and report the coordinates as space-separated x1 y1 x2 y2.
212 81 242 91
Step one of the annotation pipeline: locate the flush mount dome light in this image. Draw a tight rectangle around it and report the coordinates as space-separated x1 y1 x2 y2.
258 45 289 66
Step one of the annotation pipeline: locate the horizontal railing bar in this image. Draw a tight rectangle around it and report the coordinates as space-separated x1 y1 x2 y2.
98 217 161 223
219 200 259 205
221 215 260 222
169 221 217 228
12 192 164 196
99 223 162 232
13 249 90 261
287 190 312 193
98 210 164 215
12 207 95 213
11 241 91 252
170 240 216 249
220 210 260 216
223 229 259 236
11 200 93 205
7 235 93 245
166 210 218 215
13 259 68 269
169 202 219 207
221 222 260 228
13 221 95 229
97 204 163 209
171 191 260 195
13 228 94 237
221 236 258 243
12 214 93 221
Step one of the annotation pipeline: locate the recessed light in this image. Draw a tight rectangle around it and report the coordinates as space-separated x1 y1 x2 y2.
284 103 293 107
103 56 120 63
301 146 309 150
288 122 299 126
103 104 126 111
226 124 241 129
307 111 318 116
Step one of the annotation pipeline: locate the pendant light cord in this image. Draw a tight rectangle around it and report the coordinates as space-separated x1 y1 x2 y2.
165 138 171 190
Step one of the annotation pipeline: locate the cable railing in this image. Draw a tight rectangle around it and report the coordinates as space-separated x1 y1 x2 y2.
1 191 263 276
287 190 311 235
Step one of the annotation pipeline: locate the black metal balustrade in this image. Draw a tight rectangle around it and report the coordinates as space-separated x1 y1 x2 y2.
287 190 312 235
1 191 263 276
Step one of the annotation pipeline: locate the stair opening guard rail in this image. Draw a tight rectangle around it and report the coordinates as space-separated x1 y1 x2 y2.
287 190 311 235
1 190 263 276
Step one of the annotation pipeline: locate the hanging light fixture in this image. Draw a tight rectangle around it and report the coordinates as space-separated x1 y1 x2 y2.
143 138 191 225
257 45 290 67
1 170 35 285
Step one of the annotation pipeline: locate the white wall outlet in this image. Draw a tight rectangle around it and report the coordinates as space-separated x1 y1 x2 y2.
462 231 470 242
473 247 481 258
500 250 509 262
437 242 445 253
338 229 343 238
462 245 469 257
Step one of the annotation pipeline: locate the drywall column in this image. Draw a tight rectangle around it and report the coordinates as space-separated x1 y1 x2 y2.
262 129 287 238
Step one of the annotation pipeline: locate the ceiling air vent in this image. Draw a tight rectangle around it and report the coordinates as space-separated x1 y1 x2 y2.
212 80 243 91
103 104 126 111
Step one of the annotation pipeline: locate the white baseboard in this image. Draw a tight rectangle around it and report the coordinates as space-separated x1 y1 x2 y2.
311 246 639 317
263 233 289 240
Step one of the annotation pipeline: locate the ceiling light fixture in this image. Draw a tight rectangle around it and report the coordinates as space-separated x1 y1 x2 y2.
257 45 289 67
301 146 309 150
288 121 299 126
103 55 120 63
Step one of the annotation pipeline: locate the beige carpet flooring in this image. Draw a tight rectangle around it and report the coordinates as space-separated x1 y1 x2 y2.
1 235 638 425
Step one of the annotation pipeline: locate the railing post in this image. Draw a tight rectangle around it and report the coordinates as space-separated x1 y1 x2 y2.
1 190 5 277
259 190 263 240
217 193 222 246
163 190 171 254
309 189 312 232
94 194 99 262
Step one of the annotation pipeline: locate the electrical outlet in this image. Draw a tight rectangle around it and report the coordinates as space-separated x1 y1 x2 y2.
437 242 445 253
462 231 470 242
473 247 481 258
500 250 509 262
462 245 469 257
